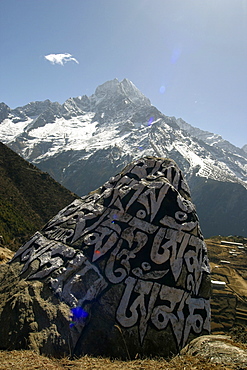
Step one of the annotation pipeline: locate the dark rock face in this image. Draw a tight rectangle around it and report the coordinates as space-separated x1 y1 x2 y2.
0 102 11 123
0 157 211 358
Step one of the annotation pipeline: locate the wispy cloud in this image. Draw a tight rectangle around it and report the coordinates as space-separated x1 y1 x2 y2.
44 53 79 66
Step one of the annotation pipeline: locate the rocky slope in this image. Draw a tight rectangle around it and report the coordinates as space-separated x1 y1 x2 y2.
0 78 246 237
207 235 247 336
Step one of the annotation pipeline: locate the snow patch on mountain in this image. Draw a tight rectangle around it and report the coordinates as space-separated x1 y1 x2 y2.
0 78 247 192
0 117 33 141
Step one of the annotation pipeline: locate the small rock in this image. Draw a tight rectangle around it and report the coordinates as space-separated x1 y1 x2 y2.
181 334 247 367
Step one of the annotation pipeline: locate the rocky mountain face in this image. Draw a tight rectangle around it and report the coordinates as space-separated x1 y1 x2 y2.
0 78 246 237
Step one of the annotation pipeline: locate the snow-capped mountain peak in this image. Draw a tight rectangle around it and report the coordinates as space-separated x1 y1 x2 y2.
0 79 247 237
93 78 150 106
0 78 246 185
242 144 247 154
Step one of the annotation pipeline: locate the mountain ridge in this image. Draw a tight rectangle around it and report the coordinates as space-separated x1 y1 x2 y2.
0 78 246 237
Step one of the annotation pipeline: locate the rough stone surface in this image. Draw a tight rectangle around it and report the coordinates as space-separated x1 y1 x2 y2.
0 262 71 357
0 157 211 358
181 335 247 367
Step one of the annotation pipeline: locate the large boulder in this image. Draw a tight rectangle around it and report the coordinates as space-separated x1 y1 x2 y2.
0 157 211 358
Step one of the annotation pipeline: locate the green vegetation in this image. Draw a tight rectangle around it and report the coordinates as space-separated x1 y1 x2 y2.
0 142 78 250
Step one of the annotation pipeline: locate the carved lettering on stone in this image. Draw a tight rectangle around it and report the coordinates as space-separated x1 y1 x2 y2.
11 157 210 353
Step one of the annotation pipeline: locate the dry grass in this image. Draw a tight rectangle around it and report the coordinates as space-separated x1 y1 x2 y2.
0 350 237 370
0 247 14 264
0 350 64 370
1 239 245 369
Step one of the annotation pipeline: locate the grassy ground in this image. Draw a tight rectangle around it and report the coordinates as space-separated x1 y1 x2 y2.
1 237 246 369
0 350 235 370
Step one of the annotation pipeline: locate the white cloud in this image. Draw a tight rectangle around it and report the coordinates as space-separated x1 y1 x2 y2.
44 53 79 66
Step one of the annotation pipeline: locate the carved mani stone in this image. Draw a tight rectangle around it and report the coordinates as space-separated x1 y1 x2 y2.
1 157 211 358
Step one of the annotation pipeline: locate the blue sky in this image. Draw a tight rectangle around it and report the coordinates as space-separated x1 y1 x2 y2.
1 0 246 148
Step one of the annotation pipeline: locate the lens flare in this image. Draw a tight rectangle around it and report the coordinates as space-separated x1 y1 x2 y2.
148 117 154 126
159 86 166 94
70 307 88 327
111 214 118 223
171 47 182 64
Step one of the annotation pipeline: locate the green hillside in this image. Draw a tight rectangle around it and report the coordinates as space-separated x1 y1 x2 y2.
0 142 78 250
